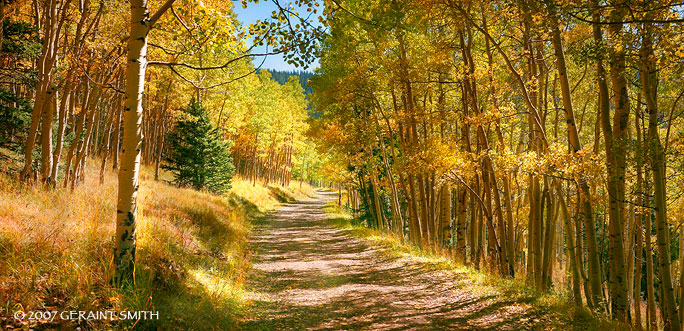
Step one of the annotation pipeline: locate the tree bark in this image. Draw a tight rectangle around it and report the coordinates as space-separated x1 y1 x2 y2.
639 20 680 330
603 1 630 320
113 0 174 285
548 3 602 306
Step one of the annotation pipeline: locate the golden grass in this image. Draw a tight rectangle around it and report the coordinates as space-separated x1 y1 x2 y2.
0 160 313 329
281 180 316 201
229 177 316 213
230 178 282 213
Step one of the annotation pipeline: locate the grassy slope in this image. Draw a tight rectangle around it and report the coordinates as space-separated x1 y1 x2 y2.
323 199 626 331
0 156 314 330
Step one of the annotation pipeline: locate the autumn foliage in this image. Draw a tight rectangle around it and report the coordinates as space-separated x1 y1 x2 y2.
310 0 684 329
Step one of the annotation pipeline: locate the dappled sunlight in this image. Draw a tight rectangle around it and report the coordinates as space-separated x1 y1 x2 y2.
242 191 561 330
0 161 269 329
189 268 244 303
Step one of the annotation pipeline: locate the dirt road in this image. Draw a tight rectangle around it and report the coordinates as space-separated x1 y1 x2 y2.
241 190 557 330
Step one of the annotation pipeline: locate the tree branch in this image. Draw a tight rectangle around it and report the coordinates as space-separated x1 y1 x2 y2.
149 0 175 27
148 51 278 70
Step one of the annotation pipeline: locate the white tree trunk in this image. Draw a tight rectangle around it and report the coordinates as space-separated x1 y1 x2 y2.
113 0 150 285
113 0 174 285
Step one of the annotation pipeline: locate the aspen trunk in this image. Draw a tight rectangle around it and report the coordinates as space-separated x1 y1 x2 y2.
528 175 542 288
603 2 630 320
558 185 582 305
154 118 165 180
549 2 602 306
588 5 611 311
100 104 116 184
112 95 122 169
51 85 73 187
21 0 63 181
113 0 175 284
71 108 96 189
439 184 450 249
455 186 467 264
469 189 477 266
374 117 404 239
626 203 636 315
640 21 680 330
482 15 516 275
370 173 384 230
541 185 556 291
645 194 658 330
63 110 86 188
71 88 100 188
634 119 645 328
40 88 55 183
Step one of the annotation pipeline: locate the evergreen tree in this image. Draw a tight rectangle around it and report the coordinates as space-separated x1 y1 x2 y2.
267 69 314 95
0 18 40 149
164 101 234 194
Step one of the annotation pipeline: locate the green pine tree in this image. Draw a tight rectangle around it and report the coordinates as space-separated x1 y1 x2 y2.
163 101 235 194
0 18 40 150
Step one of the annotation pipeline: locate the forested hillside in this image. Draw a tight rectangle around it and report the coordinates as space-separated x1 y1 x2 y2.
1 0 684 330
267 69 314 95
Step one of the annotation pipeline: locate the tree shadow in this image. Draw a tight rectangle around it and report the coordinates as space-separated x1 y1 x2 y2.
241 192 553 330
268 186 297 203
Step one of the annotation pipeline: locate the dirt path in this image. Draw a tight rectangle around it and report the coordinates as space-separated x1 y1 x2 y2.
241 190 557 330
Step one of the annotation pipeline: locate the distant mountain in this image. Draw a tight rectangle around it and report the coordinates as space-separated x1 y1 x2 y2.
267 69 314 95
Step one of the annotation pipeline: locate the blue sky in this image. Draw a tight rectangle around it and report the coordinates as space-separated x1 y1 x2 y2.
232 1 321 72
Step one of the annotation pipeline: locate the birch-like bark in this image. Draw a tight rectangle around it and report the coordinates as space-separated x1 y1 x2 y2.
640 21 680 330
634 111 644 327
40 88 55 183
100 103 116 184
51 81 73 187
548 2 603 306
22 0 70 182
154 118 165 180
112 94 122 169
112 0 174 285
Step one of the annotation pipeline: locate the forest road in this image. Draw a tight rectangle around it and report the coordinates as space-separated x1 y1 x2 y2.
240 190 556 330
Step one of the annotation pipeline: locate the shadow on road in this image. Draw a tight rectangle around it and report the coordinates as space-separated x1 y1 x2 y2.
241 190 549 330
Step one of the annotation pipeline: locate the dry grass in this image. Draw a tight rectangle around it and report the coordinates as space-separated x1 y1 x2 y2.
0 159 313 330
229 177 316 213
281 181 316 201
230 178 282 213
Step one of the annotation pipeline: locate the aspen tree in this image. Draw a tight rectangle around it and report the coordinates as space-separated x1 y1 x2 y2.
311 0 684 324
547 0 602 306
639 19 680 330
600 0 630 319
112 0 174 285
634 102 645 328
21 0 71 183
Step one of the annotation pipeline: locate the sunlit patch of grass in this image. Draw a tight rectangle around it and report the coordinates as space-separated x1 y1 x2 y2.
229 178 281 213
228 178 315 215
0 158 311 329
322 203 354 223
189 268 244 301
280 181 316 201
322 200 625 331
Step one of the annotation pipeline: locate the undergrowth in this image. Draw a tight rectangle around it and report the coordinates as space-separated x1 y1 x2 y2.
0 156 314 330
